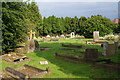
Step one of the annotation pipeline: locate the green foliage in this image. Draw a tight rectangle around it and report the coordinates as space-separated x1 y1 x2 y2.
82 15 117 38
42 15 117 37
2 1 42 53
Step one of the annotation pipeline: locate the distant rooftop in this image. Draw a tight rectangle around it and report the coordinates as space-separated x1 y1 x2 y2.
113 18 119 23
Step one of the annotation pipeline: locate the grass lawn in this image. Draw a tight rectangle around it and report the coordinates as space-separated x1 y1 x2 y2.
1 38 120 79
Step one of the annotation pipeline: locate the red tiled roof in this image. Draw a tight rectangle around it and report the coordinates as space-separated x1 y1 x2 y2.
113 19 119 23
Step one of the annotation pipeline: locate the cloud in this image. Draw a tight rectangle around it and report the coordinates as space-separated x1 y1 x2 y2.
37 2 118 20
35 0 119 2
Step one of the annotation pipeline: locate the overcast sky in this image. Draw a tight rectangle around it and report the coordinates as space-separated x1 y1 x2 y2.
34 0 119 2
36 1 119 20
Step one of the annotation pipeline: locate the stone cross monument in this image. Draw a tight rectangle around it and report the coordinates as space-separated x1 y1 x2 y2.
28 30 35 40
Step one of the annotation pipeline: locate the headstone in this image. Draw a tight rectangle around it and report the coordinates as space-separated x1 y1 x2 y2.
23 39 35 53
40 61 48 64
33 32 36 39
102 42 118 56
56 35 59 38
46 67 50 73
34 40 40 51
28 30 35 40
114 42 119 53
102 42 108 56
102 42 117 56
51 36 55 38
8 54 11 56
46 35 50 38
106 44 116 56
70 32 75 38
23 31 35 53
93 31 99 41
84 48 98 61
61 35 65 38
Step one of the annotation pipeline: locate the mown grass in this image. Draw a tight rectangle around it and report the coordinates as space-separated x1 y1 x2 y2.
1 38 120 79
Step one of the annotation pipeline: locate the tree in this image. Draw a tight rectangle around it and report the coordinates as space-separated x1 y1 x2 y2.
2 1 42 53
82 15 117 38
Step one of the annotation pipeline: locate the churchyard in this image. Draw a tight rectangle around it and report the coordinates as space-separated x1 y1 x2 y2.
1 32 120 79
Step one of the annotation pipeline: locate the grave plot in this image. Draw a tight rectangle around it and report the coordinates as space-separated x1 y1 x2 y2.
2 64 50 79
50 39 59 41
60 48 86 54
55 53 84 63
60 48 75 51
86 41 106 45
74 50 85 54
2 53 31 64
56 48 120 72
56 48 110 63
61 44 84 48
40 47 52 51
93 59 120 72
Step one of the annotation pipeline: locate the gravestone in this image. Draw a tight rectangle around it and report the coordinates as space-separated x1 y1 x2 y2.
23 30 35 53
102 42 108 56
28 30 35 40
106 44 116 56
70 32 75 38
33 32 36 39
34 40 40 51
84 48 98 61
61 35 65 38
24 39 35 53
93 31 99 41
56 35 59 38
114 42 119 53
40 61 48 65
46 35 50 38
102 42 117 56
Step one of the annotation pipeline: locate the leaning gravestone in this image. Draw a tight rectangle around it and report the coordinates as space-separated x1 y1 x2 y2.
93 31 99 41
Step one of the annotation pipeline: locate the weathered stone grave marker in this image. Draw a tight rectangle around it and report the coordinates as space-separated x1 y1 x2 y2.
106 44 116 56
102 42 118 56
114 42 119 53
60 35 65 38
70 32 75 38
102 42 108 56
24 30 35 53
84 48 98 61
34 40 40 51
93 31 99 41
40 61 48 65
28 30 35 40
